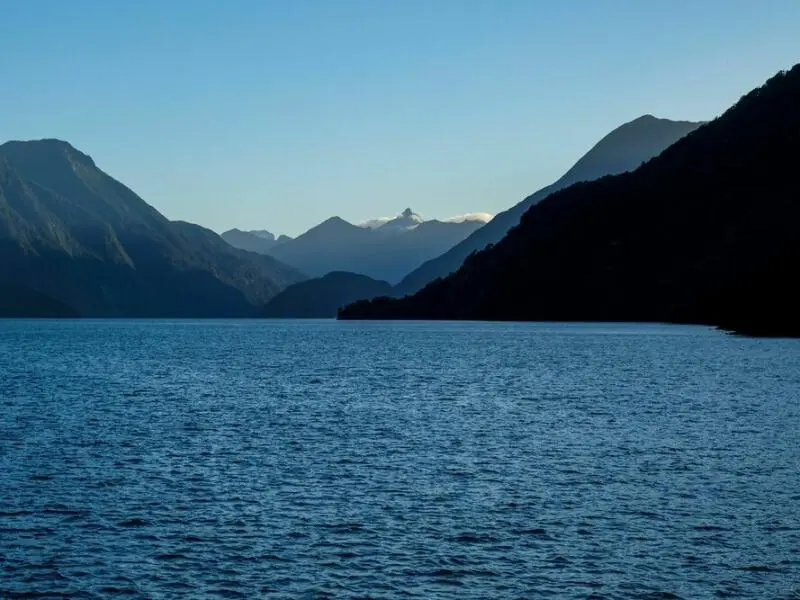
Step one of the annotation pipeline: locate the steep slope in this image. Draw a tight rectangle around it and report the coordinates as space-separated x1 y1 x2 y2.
395 116 702 295
340 65 800 336
0 284 80 317
262 271 392 318
265 212 484 282
0 140 305 317
171 221 305 305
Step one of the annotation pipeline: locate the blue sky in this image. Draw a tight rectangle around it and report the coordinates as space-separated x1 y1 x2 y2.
2 1 798 236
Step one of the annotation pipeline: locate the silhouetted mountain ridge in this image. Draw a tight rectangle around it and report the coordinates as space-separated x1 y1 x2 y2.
395 115 703 295
340 65 800 336
262 116 702 315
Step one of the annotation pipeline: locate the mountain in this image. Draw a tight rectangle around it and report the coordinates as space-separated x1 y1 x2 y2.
264 211 486 283
363 208 425 232
221 228 290 254
250 230 280 240
262 271 392 318
256 117 699 313
361 208 491 233
340 65 800 337
0 139 306 317
395 115 703 295
0 284 80 317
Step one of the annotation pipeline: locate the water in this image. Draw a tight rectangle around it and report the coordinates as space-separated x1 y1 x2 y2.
1 320 799 599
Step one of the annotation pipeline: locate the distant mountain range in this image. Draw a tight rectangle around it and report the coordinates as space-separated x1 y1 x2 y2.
0 140 306 317
220 229 292 254
340 65 800 336
223 209 490 283
267 114 702 318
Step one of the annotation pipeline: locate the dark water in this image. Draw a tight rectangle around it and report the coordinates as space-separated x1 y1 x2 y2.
1 320 799 599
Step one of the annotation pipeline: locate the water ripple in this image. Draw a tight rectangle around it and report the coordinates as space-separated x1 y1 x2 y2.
0 319 799 598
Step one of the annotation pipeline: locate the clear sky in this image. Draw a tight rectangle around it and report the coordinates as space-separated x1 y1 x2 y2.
1 1 798 236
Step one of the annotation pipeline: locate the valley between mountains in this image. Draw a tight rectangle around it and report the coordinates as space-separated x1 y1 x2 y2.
3 65 799 336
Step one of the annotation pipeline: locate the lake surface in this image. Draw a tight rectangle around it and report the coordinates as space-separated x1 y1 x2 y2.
1 320 799 599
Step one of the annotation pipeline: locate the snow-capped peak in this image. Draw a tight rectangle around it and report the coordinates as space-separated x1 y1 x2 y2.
360 208 424 232
358 208 491 232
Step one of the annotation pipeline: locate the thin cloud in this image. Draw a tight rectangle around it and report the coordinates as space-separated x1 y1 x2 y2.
359 216 395 229
444 212 493 224
360 211 492 228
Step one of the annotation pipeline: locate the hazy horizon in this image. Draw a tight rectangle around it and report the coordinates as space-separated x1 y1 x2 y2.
2 0 798 236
